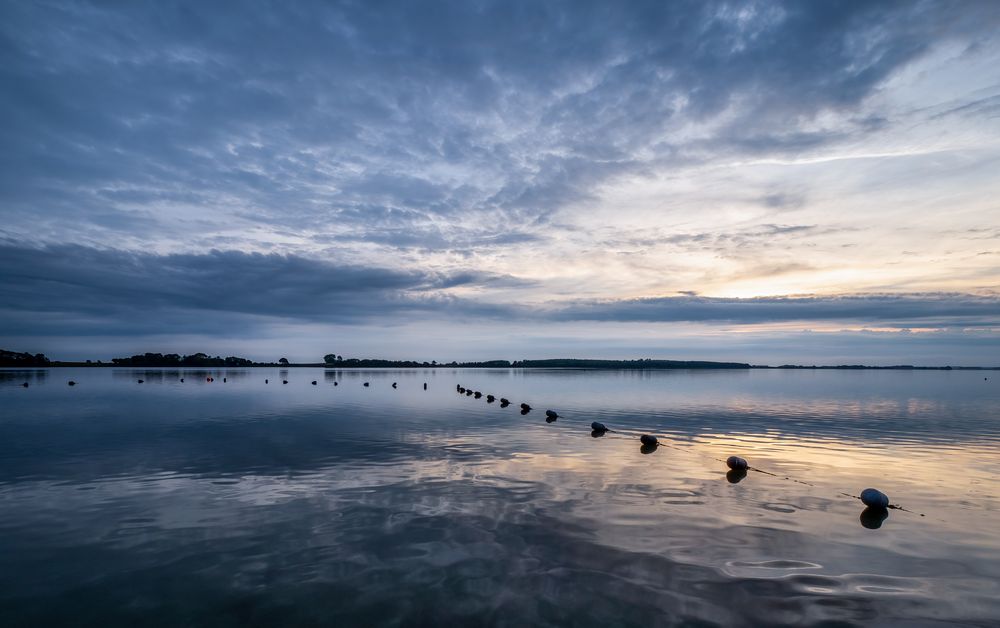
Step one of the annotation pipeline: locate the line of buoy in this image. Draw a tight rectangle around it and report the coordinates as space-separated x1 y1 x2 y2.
452 387 919 527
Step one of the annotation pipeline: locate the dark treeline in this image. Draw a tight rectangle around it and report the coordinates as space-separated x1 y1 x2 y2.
110 352 260 367
0 350 51 367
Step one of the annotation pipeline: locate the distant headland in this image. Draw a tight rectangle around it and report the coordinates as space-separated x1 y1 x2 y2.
2 349 998 370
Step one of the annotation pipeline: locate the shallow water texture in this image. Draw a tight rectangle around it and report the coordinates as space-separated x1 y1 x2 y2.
2 368 1000 626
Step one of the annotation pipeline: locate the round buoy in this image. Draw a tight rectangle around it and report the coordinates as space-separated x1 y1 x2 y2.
68 381 76 386
364 382 370 387
591 429 606 438
283 380 288 385
392 382 398 389
223 377 227 383
860 488 889 509
311 381 317 385
486 394 495 402
456 384 462 392
137 379 144 384
424 383 427 390
22 382 28 388
466 390 473 396
860 506 889 529
726 456 748 471
520 407 530 415
520 403 531 411
500 400 510 408
334 381 338 386
265 379 269 384
180 378 185 383
639 434 658 447
545 410 558 419
591 421 607 433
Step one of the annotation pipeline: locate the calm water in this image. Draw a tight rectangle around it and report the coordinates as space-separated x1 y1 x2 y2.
2 368 999 627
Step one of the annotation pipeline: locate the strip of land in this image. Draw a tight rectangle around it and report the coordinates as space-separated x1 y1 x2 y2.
2 349 998 370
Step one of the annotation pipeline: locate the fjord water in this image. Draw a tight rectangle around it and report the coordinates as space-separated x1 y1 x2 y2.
1 368 999 626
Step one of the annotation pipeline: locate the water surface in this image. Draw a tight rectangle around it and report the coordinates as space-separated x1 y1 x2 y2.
2 368 999 626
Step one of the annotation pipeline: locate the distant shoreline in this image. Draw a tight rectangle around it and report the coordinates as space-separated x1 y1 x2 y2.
3 363 998 371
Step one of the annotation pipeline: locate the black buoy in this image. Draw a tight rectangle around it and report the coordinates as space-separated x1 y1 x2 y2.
283 380 288 385
68 381 76 386
545 410 558 419
458 387 466 393
639 434 658 447
860 488 889 509
520 407 530 415
591 421 607 433
364 382 370 387
334 381 338 386
520 403 531 411
640 443 657 455
223 377 227 383
591 429 606 438
22 382 28 388
265 379 269 384
726 469 747 484
392 382 397 389
466 390 473 396
500 401 510 408
311 381 317 385
456 384 462 392
474 391 482 398
726 456 748 471
180 378 185 383
860 506 889 529
424 383 427 390
486 394 495 403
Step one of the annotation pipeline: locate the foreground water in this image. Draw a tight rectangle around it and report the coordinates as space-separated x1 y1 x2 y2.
1 368 999 626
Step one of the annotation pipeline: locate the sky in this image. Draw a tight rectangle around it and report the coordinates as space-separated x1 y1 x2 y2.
1 0 999 365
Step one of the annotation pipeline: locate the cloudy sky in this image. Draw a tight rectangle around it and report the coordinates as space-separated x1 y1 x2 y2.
2 0 999 365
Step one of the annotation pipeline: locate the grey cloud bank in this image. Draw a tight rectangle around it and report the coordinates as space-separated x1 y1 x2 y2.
1 1 999 363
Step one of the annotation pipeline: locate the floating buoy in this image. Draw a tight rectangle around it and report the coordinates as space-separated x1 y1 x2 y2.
223 377 227 383
860 506 889 529
520 403 531 411
486 394 495 402
726 469 747 484
265 379 269 384
392 382 397 389
520 407 530 415
456 384 462 392
473 391 482 398
424 383 427 390
591 429 606 438
466 390 473 396
639 434 658 447
364 382 370 387
311 381 317 385
137 379 144 384
283 380 288 385
545 410 558 419
591 421 607 433
640 443 658 455
334 381 338 386
22 382 28 388
860 488 889 509
68 381 76 386
180 378 184 383
726 456 748 471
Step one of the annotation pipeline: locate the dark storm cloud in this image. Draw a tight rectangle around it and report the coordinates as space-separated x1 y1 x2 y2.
550 293 1000 328
1 243 997 338
0 243 516 335
2 0 998 248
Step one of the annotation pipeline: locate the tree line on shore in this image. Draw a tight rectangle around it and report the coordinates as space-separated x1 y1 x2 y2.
3 348 996 370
